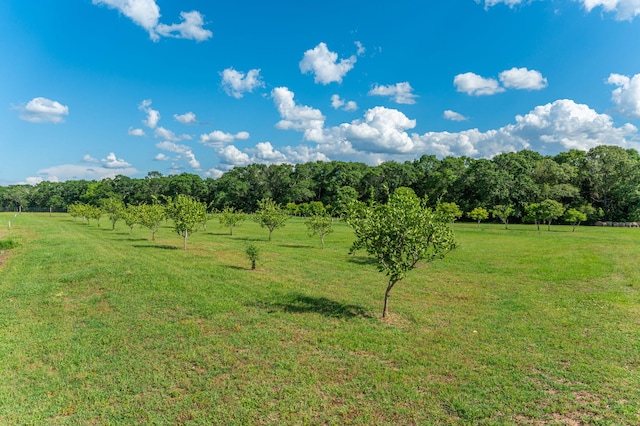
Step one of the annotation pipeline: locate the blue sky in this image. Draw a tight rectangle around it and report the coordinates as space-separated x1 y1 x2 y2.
2 0 640 184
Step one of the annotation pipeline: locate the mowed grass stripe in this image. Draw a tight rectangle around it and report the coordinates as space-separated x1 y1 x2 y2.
0 213 639 424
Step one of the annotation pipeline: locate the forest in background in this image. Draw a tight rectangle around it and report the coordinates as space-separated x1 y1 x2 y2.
2 145 640 222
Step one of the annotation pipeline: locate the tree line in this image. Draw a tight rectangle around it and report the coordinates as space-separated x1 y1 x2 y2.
3 145 640 222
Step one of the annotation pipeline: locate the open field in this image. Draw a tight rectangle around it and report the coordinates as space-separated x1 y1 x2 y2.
0 213 639 424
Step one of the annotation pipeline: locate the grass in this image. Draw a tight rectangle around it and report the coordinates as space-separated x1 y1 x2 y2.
0 213 639 424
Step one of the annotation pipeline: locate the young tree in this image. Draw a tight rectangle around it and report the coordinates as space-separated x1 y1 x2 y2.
218 206 246 236
539 199 565 231
436 202 463 222
253 198 289 241
564 208 587 232
84 204 103 226
346 188 456 318
137 203 166 240
167 194 207 250
245 242 260 270
305 214 333 249
121 204 141 235
467 207 489 228
491 204 514 229
101 197 125 230
524 203 544 231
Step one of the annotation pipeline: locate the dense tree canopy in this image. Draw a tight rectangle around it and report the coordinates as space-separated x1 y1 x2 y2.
4 146 640 223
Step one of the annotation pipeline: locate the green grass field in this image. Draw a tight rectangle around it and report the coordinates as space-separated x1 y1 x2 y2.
0 213 639 424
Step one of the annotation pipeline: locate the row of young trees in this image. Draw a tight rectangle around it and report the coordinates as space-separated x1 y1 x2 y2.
3 145 640 222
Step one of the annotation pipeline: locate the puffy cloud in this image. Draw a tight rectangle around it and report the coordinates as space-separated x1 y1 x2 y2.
154 153 170 161
607 73 640 118
93 1 212 41
578 0 640 21
332 106 417 154
17 97 69 123
368 82 418 104
139 99 160 129
128 127 146 136
154 126 191 142
443 110 469 121
355 41 366 56
499 67 548 90
199 130 250 147
250 142 288 164
156 141 201 170
102 152 132 168
155 11 212 41
32 152 137 181
92 0 160 38
216 145 251 169
299 42 356 85
174 112 197 125
220 68 265 99
272 87 326 142
454 72 505 96
331 94 358 111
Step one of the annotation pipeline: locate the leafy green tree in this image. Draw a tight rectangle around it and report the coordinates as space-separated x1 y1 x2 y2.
539 199 565 231
245 242 260 270
436 202 463 222
334 185 359 218
346 188 456 318
253 198 289 242
467 207 489 228
121 204 141 235
218 206 246 236
101 197 125 230
524 203 544 231
564 208 587 232
137 203 166 240
305 214 333 249
167 194 207 250
83 204 103 226
491 205 514 229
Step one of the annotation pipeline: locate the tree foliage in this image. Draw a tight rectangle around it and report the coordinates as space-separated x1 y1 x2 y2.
467 207 489 227
253 198 289 241
137 203 166 240
218 206 246 236
305 214 333 249
346 188 456 318
167 195 207 250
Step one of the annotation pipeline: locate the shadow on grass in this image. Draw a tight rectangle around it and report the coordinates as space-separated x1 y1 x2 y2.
347 255 378 266
278 244 312 249
132 244 179 250
254 292 372 319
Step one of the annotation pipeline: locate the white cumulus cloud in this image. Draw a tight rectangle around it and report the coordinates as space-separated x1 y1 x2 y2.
200 130 250 147
220 68 265 99
154 126 191 142
578 0 640 21
476 0 526 8
443 110 469 121
17 97 69 123
154 153 170 161
331 94 358 111
156 141 200 170
174 112 197 125
454 72 505 96
607 73 640 118
272 87 326 143
155 11 212 41
93 1 212 41
128 127 146 136
299 42 356 85
368 82 418 104
102 152 132 169
139 99 160 129
499 67 548 90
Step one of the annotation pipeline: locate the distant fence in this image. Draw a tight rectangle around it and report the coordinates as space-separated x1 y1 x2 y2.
0 207 67 213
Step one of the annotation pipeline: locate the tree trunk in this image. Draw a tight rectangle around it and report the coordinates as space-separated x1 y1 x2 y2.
382 278 398 318
183 231 188 250
321 235 325 249
477 219 480 228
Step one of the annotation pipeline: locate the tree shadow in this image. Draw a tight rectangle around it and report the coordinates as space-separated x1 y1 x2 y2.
253 292 372 319
347 255 378 266
132 244 179 250
278 244 312 249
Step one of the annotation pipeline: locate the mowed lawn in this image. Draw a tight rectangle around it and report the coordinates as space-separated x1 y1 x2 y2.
0 213 639 425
